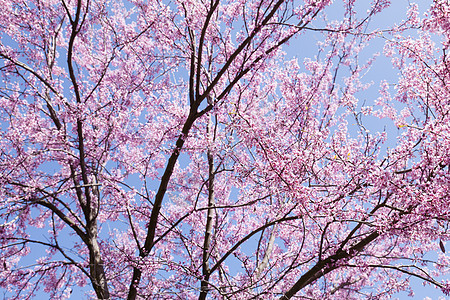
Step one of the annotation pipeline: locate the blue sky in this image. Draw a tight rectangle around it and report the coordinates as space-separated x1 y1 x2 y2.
1 0 449 299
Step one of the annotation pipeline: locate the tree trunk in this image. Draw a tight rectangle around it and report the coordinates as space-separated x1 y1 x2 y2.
88 224 110 299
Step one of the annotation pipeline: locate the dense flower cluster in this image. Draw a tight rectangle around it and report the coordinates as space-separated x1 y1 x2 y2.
0 0 449 299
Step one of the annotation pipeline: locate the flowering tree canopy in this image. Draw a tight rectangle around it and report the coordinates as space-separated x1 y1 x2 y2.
0 0 449 298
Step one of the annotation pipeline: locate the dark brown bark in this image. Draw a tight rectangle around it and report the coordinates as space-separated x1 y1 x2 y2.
88 225 111 299
279 232 379 299
127 110 198 300
199 122 216 300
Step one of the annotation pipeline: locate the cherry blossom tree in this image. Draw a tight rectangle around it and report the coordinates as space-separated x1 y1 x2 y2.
0 0 449 299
